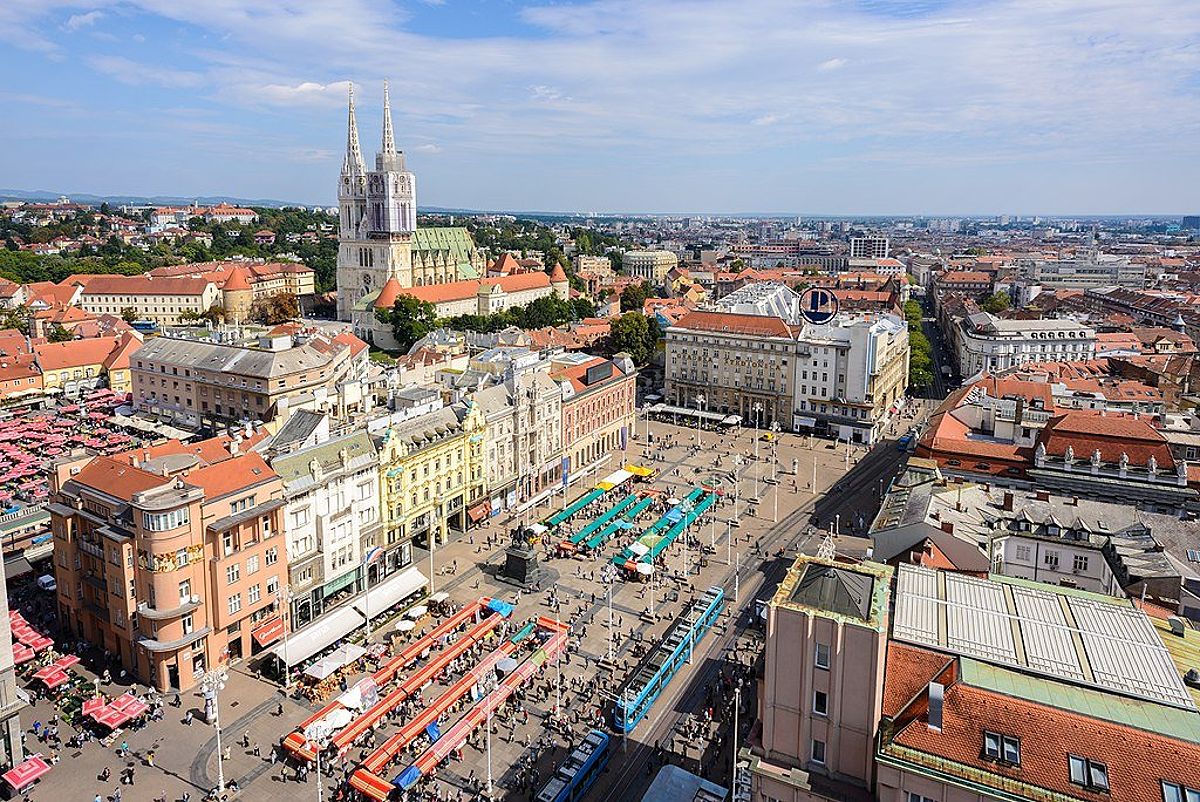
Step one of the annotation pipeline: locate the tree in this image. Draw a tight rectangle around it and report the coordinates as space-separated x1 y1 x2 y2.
608 312 652 364
250 292 300 325
981 292 1012 314
376 295 437 352
620 281 651 312
0 305 29 334
120 307 139 323
570 297 596 320
47 324 74 342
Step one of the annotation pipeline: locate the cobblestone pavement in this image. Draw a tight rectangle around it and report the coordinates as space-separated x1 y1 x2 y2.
14 415 915 802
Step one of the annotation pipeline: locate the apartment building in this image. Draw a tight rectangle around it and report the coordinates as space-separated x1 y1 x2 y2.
1017 252 1147 289
848 236 889 259
665 298 909 443
376 402 487 561
77 275 221 325
956 312 1097 377
551 354 637 479
148 260 316 299
746 557 1200 802
0 572 23 767
269 429 381 630
49 433 288 691
131 331 366 429
475 367 564 514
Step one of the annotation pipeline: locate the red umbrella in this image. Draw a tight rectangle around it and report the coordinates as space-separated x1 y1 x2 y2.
81 695 107 716
2 755 50 791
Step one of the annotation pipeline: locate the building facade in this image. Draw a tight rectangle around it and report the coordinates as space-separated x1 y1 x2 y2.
475 370 564 514
623 250 679 286
270 429 381 630
131 331 365 429
956 313 1097 377
849 236 889 259
552 355 637 480
49 435 289 691
77 275 220 325
376 402 487 562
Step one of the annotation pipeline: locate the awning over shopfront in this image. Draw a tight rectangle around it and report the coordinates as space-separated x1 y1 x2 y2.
304 643 367 680
352 566 427 621
468 502 489 523
252 616 285 647
270 604 365 667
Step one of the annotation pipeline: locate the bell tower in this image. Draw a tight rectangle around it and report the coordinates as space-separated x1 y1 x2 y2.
336 81 417 321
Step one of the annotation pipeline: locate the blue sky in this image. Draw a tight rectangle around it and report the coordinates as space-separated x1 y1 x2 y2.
1 1 1198 215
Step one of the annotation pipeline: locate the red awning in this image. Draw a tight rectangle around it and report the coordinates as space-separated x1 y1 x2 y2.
252 616 285 647
3 755 50 791
41 670 69 689
81 696 107 716
11 644 34 665
468 502 490 523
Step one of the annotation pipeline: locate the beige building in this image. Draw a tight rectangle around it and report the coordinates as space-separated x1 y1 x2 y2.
475 368 564 514
130 331 367 429
623 249 679 286
148 260 317 300
78 275 220 325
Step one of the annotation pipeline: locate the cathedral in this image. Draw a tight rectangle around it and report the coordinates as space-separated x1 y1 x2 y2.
335 83 485 323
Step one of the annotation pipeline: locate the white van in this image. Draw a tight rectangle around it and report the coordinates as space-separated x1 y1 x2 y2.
36 575 56 592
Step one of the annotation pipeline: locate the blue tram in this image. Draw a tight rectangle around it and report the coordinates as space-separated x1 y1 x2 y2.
535 729 611 802
613 586 725 733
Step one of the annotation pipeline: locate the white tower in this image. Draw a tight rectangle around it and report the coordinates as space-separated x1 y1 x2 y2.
336 81 419 322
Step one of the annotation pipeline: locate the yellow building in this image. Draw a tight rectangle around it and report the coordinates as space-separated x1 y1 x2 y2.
376 402 487 562
33 332 141 398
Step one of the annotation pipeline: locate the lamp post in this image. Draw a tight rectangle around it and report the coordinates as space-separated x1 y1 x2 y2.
607 583 614 661
303 719 334 802
695 394 706 452
275 585 293 691
199 668 229 798
362 546 383 642
752 403 762 502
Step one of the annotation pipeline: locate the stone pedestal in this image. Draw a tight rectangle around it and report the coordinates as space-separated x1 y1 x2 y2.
499 526 549 589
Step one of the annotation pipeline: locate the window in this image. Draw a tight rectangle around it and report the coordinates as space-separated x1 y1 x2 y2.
143 508 190 532
265 547 278 566
248 584 261 604
811 738 826 765
815 642 830 670
222 532 234 556
1162 781 1200 802
226 563 240 584
178 579 191 602
266 575 279 596
1043 550 1060 570
1015 544 1031 561
227 593 242 615
907 794 936 802
290 508 310 529
230 494 256 514
983 731 1020 765
182 614 194 635
1072 554 1089 573
247 554 260 575
813 690 828 716
1069 756 1109 792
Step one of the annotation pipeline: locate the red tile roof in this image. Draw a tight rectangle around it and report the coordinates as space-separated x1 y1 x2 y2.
187 451 276 500
374 277 403 310
1038 410 1174 469
222 265 251 292
889 677 1200 802
73 457 167 501
399 272 551 305
883 642 953 718
672 310 795 338
80 275 213 296
33 336 120 371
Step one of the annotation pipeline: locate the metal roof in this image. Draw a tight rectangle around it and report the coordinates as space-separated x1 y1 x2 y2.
894 564 1195 710
790 563 875 622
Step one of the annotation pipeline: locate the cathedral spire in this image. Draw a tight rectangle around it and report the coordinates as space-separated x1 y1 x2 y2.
343 83 365 177
381 79 396 157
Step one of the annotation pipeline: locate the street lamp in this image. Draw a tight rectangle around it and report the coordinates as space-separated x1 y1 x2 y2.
695 394 706 451
752 403 762 502
275 585 294 691
303 718 334 802
199 668 229 797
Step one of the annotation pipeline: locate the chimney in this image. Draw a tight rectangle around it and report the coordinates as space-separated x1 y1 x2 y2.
941 521 954 534
1002 491 1014 511
928 681 945 731
229 435 241 456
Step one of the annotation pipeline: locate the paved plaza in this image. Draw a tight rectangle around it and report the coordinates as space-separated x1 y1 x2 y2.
13 409 930 802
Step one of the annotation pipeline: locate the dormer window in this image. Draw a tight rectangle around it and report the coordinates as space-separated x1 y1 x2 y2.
1069 756 1109 792
983 731 1020 765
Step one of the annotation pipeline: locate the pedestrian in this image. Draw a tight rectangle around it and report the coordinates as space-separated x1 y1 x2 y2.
242 731 250 748
146 749 155 767
184 710 193 725
253 742 261 757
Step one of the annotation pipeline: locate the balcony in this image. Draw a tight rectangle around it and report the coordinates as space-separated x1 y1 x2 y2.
137 626 211 654
137 597 203 621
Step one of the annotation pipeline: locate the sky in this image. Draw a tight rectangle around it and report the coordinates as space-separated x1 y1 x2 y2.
1 0 1198 215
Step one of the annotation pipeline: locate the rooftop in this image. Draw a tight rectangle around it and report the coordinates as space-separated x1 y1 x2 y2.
893 564 1196 710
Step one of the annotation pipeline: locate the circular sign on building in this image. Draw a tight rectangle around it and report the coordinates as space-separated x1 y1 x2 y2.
799 287 840 324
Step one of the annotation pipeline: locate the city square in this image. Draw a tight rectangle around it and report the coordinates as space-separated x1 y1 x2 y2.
9 411 917 802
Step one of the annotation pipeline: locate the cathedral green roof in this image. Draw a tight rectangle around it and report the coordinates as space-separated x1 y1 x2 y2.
412 227 480 279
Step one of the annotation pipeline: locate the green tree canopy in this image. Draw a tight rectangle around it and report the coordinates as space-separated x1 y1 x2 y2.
620 281 651 312
376 295 437 352
981 291 1012 314
607 312 654 364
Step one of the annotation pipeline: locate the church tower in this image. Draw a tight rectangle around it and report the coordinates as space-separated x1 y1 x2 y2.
336 82 418 321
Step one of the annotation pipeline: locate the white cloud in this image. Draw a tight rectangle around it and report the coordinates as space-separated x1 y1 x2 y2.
87 54 205 88
226 79 354 107
413 143 441 153
817 57 846 72
64 10 102 31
